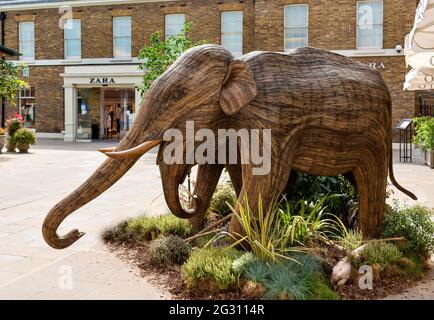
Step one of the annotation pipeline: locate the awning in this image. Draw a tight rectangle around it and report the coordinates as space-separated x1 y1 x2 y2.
404 68 434 91
405 0 434 90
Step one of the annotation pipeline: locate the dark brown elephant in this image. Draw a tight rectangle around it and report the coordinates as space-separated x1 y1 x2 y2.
42 45 416 249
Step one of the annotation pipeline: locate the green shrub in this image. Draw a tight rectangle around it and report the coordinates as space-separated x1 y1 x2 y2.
155 214 191 238
242 254 337 300
232 252 255 274
286 173 358 218
229 195 344 262
356 242 402 269
148 235 191 267
101 214 191 243
6 116 23 137
209 182 237 216
339 229 363 252
381 204 434 256
181 248 241 292
413 117 434 150
10 128 36 145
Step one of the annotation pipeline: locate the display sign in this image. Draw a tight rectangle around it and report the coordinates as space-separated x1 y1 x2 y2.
396 119 413 130
89 77 116 85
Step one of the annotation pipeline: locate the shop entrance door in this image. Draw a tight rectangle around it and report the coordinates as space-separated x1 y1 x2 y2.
101 88 136 140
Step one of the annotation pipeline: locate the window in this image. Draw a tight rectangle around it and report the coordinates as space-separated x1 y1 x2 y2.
165 14 185 39
64 19 81 60
357 1 383 49
221 11 243 57
19 87 36 128
113 16 132 58
19 21 35 60
284 4 308 51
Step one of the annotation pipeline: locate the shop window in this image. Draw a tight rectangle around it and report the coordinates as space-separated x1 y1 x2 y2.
221 11 243 57
64 19 81 60
357 0 383 49
19 21 35 60
165 14 185 39
113 16 132 58
19 87 36 128
284 4 308 51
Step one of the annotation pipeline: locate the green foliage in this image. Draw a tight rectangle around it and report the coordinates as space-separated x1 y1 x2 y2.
0 60 28 105
413 117 434 150
209 181 237 216
229 195 345 262
148 235 191 267
355 242 402 270
101 214 191 243
381 203 434 256
10 128 36 146
339 229 363 252
287 173 358 218
137 21 206 96
232 252 255 274
181 247 241 292
243 254 338 300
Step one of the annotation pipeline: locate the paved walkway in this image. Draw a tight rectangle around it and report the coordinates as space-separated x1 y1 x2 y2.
0 140 432 299
0 139 170 299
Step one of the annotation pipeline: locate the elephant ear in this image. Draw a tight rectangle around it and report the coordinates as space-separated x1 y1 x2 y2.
219 60 257 116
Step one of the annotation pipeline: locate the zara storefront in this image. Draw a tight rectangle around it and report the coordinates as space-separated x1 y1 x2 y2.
62 65 144 142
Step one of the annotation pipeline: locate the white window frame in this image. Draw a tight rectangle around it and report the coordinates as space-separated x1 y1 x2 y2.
356 0 384 49
221 11 244 57
284 4 309 51
113 16 132 59
64 19 81 60
165 14 186 39
18 21 35 61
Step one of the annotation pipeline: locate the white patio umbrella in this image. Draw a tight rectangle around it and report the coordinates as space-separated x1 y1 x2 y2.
404 68 434 91
405 0 434 69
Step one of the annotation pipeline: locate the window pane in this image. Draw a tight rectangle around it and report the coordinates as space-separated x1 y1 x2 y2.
65 19 81 39
284 5 308 50
357 1 383 48
165 14 185 38
114 38 131 57
19 21 35 59
285 4 308 27
65 39 81 58
221 11 243 57
113 16 131 57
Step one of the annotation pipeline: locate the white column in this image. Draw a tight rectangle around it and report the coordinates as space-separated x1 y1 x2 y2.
64 84 76 142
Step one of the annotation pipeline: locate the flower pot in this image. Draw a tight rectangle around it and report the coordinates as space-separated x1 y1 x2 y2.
0 135 5 154
425 149 434 169
16 142 30 153
5 138 16 153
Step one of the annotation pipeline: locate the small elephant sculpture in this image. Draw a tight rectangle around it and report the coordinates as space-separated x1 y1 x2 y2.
42 45 416 249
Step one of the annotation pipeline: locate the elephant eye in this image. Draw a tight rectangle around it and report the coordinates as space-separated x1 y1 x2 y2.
171 89 184 101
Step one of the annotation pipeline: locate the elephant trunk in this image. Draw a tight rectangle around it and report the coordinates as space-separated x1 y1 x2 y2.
42 125 150 249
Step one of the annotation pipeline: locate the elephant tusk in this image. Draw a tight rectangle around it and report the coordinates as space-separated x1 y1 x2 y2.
98 146 117 154
105 140 162 159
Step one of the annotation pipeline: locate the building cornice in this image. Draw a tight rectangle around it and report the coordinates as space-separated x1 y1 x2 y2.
0 0 172 12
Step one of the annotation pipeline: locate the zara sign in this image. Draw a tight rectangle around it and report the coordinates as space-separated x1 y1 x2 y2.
89 77 116 85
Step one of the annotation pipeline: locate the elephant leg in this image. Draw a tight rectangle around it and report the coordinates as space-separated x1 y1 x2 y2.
226 164 243 196
229 144 296 236
352 151 388 238
188 164 224 232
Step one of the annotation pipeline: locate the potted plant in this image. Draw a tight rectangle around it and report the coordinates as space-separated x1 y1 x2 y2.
5 113 24 152
413 117 434 169
0 128 5 154
10 128 36 153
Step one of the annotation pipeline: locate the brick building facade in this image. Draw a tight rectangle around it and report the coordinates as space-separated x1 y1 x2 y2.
0 0 420 141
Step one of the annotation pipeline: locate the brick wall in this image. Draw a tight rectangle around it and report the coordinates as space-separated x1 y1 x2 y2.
1 0 419 137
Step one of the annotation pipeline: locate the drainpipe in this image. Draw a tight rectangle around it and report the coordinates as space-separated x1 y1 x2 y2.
1 12 6 128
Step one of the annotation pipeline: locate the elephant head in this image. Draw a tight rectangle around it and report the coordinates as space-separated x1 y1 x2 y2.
42 45 257 249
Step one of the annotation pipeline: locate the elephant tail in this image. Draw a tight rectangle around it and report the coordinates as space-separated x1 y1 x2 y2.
388 140 418 200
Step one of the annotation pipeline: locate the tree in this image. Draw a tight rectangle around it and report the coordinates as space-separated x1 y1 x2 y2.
137 21 206 97
0 60 28 106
